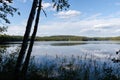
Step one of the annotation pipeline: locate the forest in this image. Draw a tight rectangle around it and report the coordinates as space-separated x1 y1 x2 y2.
0 34 120 43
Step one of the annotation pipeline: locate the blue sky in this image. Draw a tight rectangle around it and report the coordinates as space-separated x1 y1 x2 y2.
5 0 120 37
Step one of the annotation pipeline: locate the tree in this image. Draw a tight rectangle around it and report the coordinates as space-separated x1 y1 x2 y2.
21 0 42 77
0 0 19 33
0 26 7 32
14 0 38 76
15 0 70 79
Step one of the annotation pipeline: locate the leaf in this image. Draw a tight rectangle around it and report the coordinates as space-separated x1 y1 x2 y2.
18 12 20 15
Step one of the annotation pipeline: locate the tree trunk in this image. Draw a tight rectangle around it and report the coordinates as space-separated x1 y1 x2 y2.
14 0 38 79
21 0 42 78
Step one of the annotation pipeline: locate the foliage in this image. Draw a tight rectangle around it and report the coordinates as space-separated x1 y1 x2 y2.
0 35 120 43
52 0 70 11
0 47 19 80
0 0 20 33
0 34 23 43
0 26 7 32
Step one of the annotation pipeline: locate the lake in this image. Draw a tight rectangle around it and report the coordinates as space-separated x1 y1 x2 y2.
0 41 120 61
0 41 120 80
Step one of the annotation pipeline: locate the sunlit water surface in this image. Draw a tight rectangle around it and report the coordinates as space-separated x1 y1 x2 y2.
1 41 120 80
0 41 120 60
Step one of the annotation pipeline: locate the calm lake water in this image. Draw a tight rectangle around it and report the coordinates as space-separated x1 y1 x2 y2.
0 41 120 60
1 41 120 80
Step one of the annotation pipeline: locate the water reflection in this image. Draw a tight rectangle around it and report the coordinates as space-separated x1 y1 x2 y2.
51 42 87 46
0 41 120 60
0 41 120 80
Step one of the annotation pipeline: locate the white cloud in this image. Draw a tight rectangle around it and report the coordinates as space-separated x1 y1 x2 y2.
20 0 27 3
42 2 52 9
6 25 25 35
36 15 120 37
115 29 120 33
18 0 32 3
85 13 102 20
54 10 81 19
6 13 120 37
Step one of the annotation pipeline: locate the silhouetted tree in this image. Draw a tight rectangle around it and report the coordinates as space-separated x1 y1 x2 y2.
15 0 70 79
21 0 42 79
14 0 38 79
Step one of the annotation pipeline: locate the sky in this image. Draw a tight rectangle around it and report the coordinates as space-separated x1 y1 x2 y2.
4 0 120 37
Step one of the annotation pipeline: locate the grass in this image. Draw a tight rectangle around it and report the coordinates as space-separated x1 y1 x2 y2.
0 48 120 80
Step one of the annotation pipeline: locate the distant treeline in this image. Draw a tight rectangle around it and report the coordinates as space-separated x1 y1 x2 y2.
35 35 120 41
0 34 23 43
0 34 120 43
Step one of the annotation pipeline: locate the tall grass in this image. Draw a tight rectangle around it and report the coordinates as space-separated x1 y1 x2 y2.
0 48 120 80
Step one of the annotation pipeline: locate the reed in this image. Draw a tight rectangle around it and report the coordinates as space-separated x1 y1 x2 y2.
0 48 120 80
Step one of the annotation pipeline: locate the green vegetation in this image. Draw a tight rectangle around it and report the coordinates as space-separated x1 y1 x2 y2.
0 0 20 33
0 34 120 43
36 35 88 41
0 34 23 43
0 48 120 80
